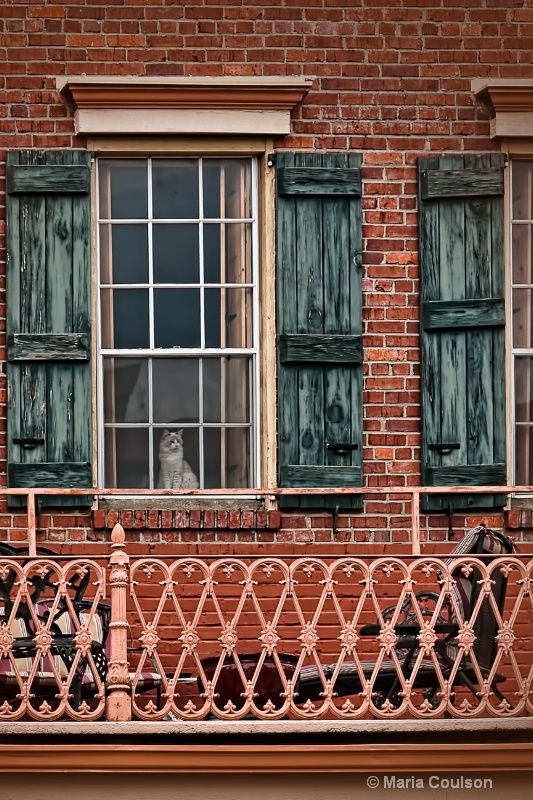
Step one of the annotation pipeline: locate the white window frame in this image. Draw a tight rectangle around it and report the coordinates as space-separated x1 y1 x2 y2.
509 157 533 488
89 136 277 499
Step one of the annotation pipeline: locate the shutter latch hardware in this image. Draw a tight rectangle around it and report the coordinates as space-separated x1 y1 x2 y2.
13 437 45 449
326 442 358 455
428 442 460 455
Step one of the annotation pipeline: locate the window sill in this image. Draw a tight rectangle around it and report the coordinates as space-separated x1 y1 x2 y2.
92 504 281 531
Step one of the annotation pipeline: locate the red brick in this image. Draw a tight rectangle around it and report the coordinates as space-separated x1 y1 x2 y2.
92 510 105 529
161 510 173 529
174 510 188 529
147 510 159 529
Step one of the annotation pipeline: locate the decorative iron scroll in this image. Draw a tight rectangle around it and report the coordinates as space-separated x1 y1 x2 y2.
0 558 106 721
128 555 533 721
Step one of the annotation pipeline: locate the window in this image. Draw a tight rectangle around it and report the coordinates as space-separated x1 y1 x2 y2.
511 160 533 485
5 146 365 508
97 157 259 490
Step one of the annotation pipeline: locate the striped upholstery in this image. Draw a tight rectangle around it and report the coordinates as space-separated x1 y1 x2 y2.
0 601 162 695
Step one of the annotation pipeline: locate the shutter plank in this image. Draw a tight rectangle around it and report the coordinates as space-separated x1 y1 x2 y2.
279 333 362 363
277 153 299 489
281 465 362 487
440 157 467 510
465 154 494 473
491 155 507 473
427 464 506 486
422 298 505 330
47 151 76 482
324 191 353 473
7 164 90 194
71 151 93 476
277 166 361 196
420 167 504 199
19 152 48 481
419 156 444 501
296 153 325 488
8 462 92 489
8 333 89 361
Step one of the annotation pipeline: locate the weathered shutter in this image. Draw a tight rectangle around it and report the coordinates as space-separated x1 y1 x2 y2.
418 154 506 511
276 153 363 509
6 150 93 507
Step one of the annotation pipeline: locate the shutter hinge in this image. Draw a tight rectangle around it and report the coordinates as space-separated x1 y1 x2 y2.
267 153 276 168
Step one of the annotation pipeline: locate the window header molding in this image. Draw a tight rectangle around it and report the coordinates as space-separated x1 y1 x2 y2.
57 76 312 136
473 79 533 138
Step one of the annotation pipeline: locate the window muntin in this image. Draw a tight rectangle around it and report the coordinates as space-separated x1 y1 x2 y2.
511 160 533 484
97 157 259 490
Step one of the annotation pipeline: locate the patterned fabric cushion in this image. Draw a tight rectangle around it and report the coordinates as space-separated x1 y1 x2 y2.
443 525 515 663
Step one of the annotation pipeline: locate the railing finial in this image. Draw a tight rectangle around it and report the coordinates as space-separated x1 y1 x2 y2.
111 522 125 549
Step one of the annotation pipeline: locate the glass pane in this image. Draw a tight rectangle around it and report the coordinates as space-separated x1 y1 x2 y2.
99 159 148 220
203 427 250 488
99 224 148 285
153 224 199 284
103 358 148 423
203 357 250 423
513 289 533 348
515 357 533 423
100 289 149 349
154 288 200 348
105 427 149 488
204 223 252 284
152 159 199 219
155 427 199 489
204 288 252 348
512 161 533 221
153 359 199 423
203 159 252 219
515 425 533 485
512 222 533 285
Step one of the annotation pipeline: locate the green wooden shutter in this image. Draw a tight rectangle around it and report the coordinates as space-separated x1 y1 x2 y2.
276 152 363 510
6 150 93 507
418 154 506 511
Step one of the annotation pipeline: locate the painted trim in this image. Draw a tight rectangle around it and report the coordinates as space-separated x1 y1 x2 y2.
58 77 311 137
76 108 291 136
473 79 533 138
1 742 532 773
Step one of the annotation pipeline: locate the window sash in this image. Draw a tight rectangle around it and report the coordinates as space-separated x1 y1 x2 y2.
96 156 260 491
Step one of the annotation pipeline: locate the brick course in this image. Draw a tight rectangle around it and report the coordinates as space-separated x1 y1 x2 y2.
0 1 531 550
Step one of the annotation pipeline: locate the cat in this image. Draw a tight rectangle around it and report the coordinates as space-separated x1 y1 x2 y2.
158 429 199 490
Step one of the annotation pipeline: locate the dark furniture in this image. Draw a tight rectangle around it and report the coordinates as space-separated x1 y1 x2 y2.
297 526 515 709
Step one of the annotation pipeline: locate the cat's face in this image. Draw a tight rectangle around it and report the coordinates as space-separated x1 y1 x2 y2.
160 429 184 455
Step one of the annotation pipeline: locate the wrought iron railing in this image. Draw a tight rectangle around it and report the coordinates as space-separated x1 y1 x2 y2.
0 497 531 722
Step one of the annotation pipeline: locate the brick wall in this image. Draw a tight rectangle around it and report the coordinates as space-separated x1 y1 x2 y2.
1 0 532 549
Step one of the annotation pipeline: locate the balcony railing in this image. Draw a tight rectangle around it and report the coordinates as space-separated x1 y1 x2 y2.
0 487 531 722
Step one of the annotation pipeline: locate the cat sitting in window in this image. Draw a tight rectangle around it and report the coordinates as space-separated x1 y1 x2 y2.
158 429 199 490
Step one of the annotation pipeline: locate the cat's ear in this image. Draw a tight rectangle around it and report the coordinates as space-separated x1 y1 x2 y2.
178 429 183 436
163 429 169 437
